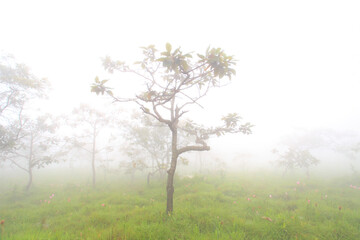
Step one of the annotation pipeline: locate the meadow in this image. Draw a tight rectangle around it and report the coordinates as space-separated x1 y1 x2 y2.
0 170 360 240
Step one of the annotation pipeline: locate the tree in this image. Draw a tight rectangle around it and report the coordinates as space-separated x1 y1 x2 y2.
67 104 115 188
272 148 320 177
4 113 63 190
91 43 253 213
120 112 171 183
121 111 192 184
0 54 47 154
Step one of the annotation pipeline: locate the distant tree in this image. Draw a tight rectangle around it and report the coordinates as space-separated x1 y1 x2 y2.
272 148 320 177
91 43 253 213
121 112 194 184
4 113 63 190
0 54 47 154
120 112 171 183
344 142 360 176
281 129 360 175
67 104 116 188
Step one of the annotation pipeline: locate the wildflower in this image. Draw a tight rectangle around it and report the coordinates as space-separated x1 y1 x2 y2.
269 194 272 198
247 198 250 201
48 201 51 204
233 201 236 204
296 181 300 185
0 220 4 225
101 203 105 207
67 198 71 202
52 194 55 197
261 216 273 222
307 200 310 204
338 206 342 211
252 194 256 198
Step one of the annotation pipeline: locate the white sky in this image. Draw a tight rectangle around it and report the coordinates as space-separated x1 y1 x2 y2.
1 0 360 158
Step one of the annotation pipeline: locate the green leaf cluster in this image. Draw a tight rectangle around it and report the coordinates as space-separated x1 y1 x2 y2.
90 76 113 96
157 43 192 73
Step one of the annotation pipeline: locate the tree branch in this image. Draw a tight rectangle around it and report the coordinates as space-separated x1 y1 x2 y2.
177 145 210 156
9 159 29 172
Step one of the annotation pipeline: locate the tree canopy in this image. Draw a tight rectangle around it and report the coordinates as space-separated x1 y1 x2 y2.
91 43 253 213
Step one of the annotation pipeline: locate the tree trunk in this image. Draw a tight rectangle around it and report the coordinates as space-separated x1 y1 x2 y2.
92 150 96 188
26 134 34 191
92 125 97 188
166 128 178 214
26 167 33 191
147 172 152 185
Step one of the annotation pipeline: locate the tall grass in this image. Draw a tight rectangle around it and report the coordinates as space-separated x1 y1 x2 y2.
0 170 359 239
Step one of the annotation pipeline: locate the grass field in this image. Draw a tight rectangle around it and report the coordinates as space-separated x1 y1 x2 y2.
0 170 360 239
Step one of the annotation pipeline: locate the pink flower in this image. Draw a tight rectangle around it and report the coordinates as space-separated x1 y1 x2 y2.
48 201 51 204
233 201 236 204
247 198 250 201
296 181 300 185
52 194 55 197
49 196 53 199
308 200 310 204
101 203 105 207
67 198 71 202
269 194 272 198
252 194 256 198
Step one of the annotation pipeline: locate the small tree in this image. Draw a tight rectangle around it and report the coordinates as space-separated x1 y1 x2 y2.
67 104 115 188
272 148 320 177
121 112 193 184
121 112 171 183
0 54 47 154
4 114 63 190
91 43 253 213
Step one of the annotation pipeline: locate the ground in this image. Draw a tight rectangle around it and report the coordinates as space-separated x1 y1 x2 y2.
0 170 359 239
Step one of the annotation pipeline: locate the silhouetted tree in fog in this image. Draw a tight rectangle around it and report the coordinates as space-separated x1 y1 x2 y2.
272 148 320 177
67 104 116 188
0 54 47 156
4 114 64 190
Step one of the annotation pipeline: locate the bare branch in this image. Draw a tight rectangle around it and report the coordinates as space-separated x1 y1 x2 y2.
177 145 210 156
9 159 29 172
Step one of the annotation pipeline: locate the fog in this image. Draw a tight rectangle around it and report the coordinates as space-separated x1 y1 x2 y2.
1 0 360 185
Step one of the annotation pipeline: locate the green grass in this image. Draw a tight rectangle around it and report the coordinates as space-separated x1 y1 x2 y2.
0 171 360 239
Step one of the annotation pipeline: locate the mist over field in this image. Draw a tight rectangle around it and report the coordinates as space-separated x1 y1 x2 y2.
1 0 360 239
